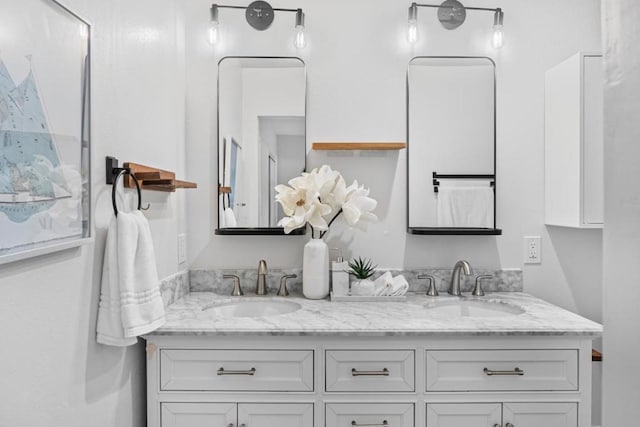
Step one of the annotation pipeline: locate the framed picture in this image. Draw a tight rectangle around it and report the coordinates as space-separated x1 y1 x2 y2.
0 0 91 265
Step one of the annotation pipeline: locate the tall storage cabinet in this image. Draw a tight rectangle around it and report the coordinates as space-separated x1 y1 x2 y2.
545 52 603 228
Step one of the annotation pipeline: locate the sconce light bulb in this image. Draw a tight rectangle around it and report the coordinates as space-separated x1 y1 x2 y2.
294 25 306 49
408 19 418 44
209 22 220 45
492 24 503 49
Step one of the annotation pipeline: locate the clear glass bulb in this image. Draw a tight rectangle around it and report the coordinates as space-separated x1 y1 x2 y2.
294 25 306 49
492 24 504 49
209 22 220 45
408 19 418 44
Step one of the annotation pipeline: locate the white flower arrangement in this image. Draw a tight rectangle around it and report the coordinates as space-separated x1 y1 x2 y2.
275 165 378 237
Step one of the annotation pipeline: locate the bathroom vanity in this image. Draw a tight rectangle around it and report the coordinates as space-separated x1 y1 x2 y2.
145 292 601 427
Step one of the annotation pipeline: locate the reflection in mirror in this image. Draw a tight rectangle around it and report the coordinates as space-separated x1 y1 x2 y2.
407 56 500 235
217 57 306 234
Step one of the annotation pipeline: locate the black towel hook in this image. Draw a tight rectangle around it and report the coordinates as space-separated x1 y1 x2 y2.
111 168 149 216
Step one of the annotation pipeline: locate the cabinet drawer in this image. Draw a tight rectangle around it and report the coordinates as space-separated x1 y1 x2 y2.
326 403 414 427
325 350 415 392
160 349 314 391
425 349 578 391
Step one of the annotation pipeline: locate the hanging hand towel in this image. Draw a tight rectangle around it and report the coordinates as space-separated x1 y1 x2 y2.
436 186 494 228
96 211 165 346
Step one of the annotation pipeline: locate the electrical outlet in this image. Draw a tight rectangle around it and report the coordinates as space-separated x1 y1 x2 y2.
177 234 187 265
524 236 541 264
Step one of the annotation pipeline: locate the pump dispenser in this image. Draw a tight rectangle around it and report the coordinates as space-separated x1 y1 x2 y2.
331 248 350 296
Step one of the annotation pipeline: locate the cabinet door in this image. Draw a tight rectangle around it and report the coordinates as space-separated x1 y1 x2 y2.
503 402 577 427
426 403 501 427
582 54 604 225
161 403 236 427
238 403 313 427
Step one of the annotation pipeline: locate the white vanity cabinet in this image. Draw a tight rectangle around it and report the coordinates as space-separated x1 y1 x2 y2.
146 335 593 427
545 52 603 228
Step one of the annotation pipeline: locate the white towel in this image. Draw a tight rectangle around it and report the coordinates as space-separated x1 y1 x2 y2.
436 186 494 228
96 211 165 346
223 208 237 227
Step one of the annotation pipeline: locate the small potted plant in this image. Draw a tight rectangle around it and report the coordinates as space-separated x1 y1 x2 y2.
348 257 377 295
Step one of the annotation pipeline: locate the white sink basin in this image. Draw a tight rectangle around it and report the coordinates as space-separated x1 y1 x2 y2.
207 300 302 318
423 299 525 318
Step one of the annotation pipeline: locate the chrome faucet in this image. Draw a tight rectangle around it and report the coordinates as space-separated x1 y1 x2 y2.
256 259 268 295
449 260 473 296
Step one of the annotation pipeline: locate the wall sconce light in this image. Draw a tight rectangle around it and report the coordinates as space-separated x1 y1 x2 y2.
209 1 307 49
407 1 505 48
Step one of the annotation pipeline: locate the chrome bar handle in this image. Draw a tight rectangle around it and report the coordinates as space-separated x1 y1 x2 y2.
351 368 390 376
351 421 388 426
217 367 256 376
493 424 501 427
483 367 524 376
506 424 514 427
227 424 234 427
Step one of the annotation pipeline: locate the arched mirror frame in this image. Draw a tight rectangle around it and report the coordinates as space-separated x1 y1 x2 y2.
215 56 307 236
406 55 502 235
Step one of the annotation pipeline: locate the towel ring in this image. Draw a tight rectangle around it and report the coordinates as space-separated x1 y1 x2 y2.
111 168 149 216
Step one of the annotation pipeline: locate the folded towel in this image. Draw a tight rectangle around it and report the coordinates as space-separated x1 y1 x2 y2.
373 272 393 296
223 208 237 227
436 185 494 228
96 211 165 346
389 275 409 296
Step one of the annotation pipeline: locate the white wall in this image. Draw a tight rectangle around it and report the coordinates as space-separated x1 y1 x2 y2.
0 0 187 425
602 0 640 425
184 0 602 319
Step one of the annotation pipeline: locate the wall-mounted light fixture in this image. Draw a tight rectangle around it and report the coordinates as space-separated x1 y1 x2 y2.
209 1 306 49
407 1 504 48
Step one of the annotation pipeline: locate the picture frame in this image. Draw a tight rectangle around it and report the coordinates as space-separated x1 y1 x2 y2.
0 0 92 265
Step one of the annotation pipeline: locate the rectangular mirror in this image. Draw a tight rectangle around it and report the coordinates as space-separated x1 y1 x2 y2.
407 56 501 235
216 56 306 235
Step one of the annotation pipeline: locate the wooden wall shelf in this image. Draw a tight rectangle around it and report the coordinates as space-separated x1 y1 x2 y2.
312 142 407 151
122 161 197 192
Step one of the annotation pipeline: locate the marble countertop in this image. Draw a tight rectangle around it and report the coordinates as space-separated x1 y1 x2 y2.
150 291 603 337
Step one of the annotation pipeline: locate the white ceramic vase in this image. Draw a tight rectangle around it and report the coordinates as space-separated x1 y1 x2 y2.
302 238 329 299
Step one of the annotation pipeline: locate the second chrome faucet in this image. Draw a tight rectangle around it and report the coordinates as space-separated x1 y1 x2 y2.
256 259 268 295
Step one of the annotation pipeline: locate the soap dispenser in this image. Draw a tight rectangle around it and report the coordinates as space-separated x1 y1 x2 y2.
331 249 350 296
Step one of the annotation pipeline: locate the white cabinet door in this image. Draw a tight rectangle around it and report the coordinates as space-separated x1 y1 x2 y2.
161 403 236 427
503 402 577 427
326 403 414 427
426 403 501 427
238 403 313 427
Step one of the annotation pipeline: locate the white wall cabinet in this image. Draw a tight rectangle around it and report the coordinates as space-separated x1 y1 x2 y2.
426 402 577 427
545 52 603 228
146 336 594 427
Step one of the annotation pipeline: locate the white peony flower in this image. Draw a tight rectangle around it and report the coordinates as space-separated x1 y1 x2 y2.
342 181 378 229
275 165 377 236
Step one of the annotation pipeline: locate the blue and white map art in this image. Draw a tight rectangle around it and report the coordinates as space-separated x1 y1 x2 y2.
0 0 90 262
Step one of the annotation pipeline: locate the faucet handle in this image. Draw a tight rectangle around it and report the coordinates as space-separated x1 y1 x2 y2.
278 274 297 297
472 275 493 297
223 274 243 296
418 274 438 297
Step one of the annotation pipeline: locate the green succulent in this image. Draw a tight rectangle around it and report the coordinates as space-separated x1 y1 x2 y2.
348 257 377 280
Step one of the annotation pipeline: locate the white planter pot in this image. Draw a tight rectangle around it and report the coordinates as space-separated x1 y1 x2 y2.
302 238 329 299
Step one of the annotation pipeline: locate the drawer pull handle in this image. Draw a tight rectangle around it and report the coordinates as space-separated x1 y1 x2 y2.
483 367 524 376
351 420 388 426
351 368 390 376
506 424 514 427
493 424 501 427
227 424 234 427
217 367 256 376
